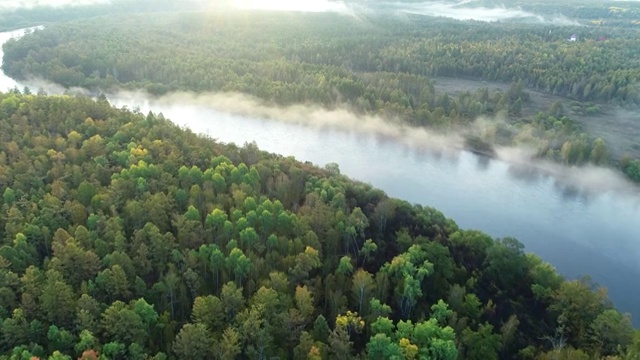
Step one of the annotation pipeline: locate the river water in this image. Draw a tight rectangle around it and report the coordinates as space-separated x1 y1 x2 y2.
2 28 640 324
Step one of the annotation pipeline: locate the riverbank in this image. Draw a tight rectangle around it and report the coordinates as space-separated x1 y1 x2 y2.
2 27 640 325
98 88 640 195
432 76 640 159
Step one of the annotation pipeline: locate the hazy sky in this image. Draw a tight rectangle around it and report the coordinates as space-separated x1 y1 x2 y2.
0 0 110 11
232 0 350 12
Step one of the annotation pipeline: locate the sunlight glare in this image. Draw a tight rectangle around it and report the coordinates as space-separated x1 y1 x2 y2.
231 0 348 13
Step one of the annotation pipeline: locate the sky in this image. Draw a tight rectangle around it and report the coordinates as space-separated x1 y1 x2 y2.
0 0 111 11
232 0 351 12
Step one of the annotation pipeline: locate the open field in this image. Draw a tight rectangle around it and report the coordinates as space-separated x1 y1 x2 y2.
432 76 640 159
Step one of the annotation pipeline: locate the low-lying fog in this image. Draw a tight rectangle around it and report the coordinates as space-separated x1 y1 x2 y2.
388 0 580 25
2 62 638 200
0 22 636 200
228 0 580 24
108 89 638 199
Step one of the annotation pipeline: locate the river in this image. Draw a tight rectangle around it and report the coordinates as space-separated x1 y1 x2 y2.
2 28 640 325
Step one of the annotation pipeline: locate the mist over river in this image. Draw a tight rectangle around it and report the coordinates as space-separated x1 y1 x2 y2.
2 28 640 325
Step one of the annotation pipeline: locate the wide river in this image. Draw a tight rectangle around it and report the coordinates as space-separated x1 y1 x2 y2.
2 28 640 325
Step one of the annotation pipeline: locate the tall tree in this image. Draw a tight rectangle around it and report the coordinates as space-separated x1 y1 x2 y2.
172 323 211 359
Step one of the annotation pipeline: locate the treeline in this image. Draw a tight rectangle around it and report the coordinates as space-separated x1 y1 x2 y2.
3 12 640 106
517 1 640 25
4 12 640 183
0 91 636 359
5 12 640 181
474 0 640 22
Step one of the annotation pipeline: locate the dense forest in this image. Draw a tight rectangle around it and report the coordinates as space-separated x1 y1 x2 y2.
3 12 640 182
0 91 637 359
4 12 640 105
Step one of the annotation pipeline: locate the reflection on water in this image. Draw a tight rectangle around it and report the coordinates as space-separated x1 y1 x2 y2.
475 154 491 171
508 164 544 184
507 164 589 203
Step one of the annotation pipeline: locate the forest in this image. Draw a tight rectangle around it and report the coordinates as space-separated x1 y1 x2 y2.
3 12 640 183
5 12 640 106
0 90 637 360
0 0 206 32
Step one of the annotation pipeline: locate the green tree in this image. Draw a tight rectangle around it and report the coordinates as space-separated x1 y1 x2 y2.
381 245 433 318
352 269 374 314
132 298 159 333
312 315 330 343
48 350 72 360
101 301 146 345
367 333 403 359
226 248 252 287
1 309 29 349
172 323 211 359
74 330 99 355
216 327 241 360
191 295 224 332
221 281 244 321
40 270 76 328
77 181 97 206
46 325 75 355
2 187 16 205
551 279 608 348
589 138 609 165
95 265 131 302
461 323 501 360
328 325 354 360
337 256 353 276
101 342 126 359
588 309 633 355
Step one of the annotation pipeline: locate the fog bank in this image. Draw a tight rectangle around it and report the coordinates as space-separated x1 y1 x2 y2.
109 89 465 154
496 147 639 198
389 0 580 25
2 65 637 199
101 89 639 198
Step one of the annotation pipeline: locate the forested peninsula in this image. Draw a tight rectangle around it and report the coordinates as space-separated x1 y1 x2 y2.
3 12 640 182
0 89 636 359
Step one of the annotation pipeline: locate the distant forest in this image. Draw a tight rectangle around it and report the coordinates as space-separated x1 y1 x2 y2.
3 12 640 182
5 13 640 105
0 0 206 32
0 90 636 360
